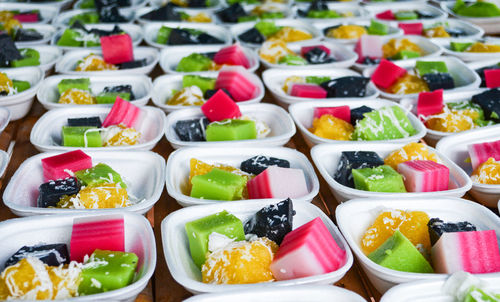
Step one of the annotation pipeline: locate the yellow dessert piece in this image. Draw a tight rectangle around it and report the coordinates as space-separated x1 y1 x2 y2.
0 257 81 300
267 27 312 43
425 106 479 133
57 183 130 209
471 157 500 184
382 38 423 59
387 74 429 95
282 76 305 93
102 124 141 146
309 114 354 141
259 40 294 64
58 88 96 105
187 12 212 22
424 26 450 38
202 237 278 284
75 54 118 72
0 11 14 23
326 25 367 39
3 18 21 35
361 210 431 256
167 86 205 106
466 42 500 53
0 72 13 95
384 142 438 170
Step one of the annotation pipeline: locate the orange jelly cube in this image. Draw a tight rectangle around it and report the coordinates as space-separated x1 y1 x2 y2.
384 142 438 170
78 183 130 208
471 157 500 184
309 114 354 141
387 74 429 95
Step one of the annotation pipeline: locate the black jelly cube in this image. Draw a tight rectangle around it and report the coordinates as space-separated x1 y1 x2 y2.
14 28 43 42
204 88 232 100
197 33 223 44
168 28 198 45
422 72 455 91
427 218 477 245
118 58 147 69
308 0 329 11
5 244 70 268
244 198 295 245
320 76 370 98
0 34 22 67
188 0 207 8
351 105 374 125
103 84 135 100
37 177 81 208
476 66 500 88
240 155 290 175
238 28 265 44
89 25 122 37
304 47 336 65
174 118 210 141
98 5 127 23
333 151 384 188
471 88 500 122
216 3 248 23
141 3 182 21
67 117 102 128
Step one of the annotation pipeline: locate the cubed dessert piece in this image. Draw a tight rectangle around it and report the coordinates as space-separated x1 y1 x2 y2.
368 231 434 273
385 142 438 169
398 23 423 35
62 126 102 147
310 114 354 140
175 118 209 142
240 155 290 175
368 20 389 35
351 105 374 125
279 54 307 66
432 230 500 274
313 106 350 122
301 45 331 56
41 150 92 182
4 243 69 267
371 59 407 89
100 34 133 64
38 177 81 208
467 139 500 170
484 69 500 88
67 117 102 128
415 61 448 76
201 89 241 122
417 89 444 117
57 78 91 95
205 119 256 141
190 168 247 201
185 210 245 268
352 165 407 192
302 47 335 65
397 160 449 192
319 76 369 98
102 96 140 128
183 75 216 94
11 48 40 67
427 218 477 245
395 11 418 20
216 3 247 23
376 10 395 20
102 85 135 100
0 34 22 65
12 80 31 93
392 50 421 60
471 88 500 123
355 35 383 60
247 166 308 199
96 89 130 104
334 151 384 188
75 163 126 188
215 67 258 102
422 73 455 91
290 84 327 98
353 106 416 140
13 12 39 23
213 44 250 68
238 27 265 44
176 53 213 72
118 58 147 69
451 41 473 52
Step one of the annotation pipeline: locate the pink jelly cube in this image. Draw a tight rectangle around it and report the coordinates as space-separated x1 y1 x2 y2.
215 66 258 102
70 215 125 262
467 139 500 170
290 84 327 99
13 13 39 23
102 96 141 128
201 89 241 122
484 69 500 88
417 89 444 117
431 230 500 274
100 34 134 65
41 150 92 182
300 45 331 56
376 10 395 20
247 166 308 199
397 160 449 192
313 106 351 123
355 35 383 62
270 217 346 281
371 59 407 89
213 44 250 69
398 23 423 35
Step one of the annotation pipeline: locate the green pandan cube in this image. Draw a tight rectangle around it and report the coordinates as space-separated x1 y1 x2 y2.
261 12 285 19
353 106 416 141
96 92 130 104
455 0 500 17
190 168 247 201
176 53 213 72
415 61 448 75
57 29 83 47
11 48 40 67
206 119 257 141
182 75 216 93
352 165 407 193
78 249 138 296
306 76 330 85
368 231 434 273
395 11 418 20
62 126 102 147
12 80 31 93
392 50 421 60
307 10 341 18
279 54 307 66
255 21 280 37
75 163 127 188
58 78 91 95
367 20 389 35
185 210 245 268
450 41 473 52
157 26 172 44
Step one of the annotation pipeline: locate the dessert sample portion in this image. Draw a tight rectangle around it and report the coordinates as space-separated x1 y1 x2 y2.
69 0 130 24
450 40 500 53
57 78 135 105
376 9 438 21
297 1 354 19
259 42 336 66
57 21 127 48
141 3 211 22
355 36 425 65
467 139 500 185
0 34 41 68
238 21 313 45
453 0 500 17
216 3 285 23
0 72 31 96
324 20 389 40
282 75 370 99
156 26 223 46
176 44 251 72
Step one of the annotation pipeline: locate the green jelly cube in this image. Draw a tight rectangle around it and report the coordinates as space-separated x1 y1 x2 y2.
450 41 473 52
392 50 421 60
11 48 40 67
255 21 280 37
96 92 130 104
185 210 245 268
261 12 285 19
415 61 448 76
278 54 307 66
306 76 330 85
307 10 341 18
78 249 138 296
353 106 416 141
12 80 31 93
190 168 247 201
455 0 500 17
237 15 258 22
182 75 216 93
352 165 406 193
368 231 434 273
62 126 102 147
395 11 418 20
464 286 500 302
57 28 83 47
58 78 91 95
157 26 172 44
176 53 213 72
205 119 257 141
75 163 126 188
367 20 389 35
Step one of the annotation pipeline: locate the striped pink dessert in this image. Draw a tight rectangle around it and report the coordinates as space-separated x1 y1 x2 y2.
247 166 308 199
102 96 141 128
397 160 449 192
467 139 500 171
215 67 257 102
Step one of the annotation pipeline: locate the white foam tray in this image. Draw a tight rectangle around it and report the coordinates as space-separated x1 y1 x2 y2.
14 23 57 47
0 107 11 136
159 44 259 74
136 6 216 24
0 212 156 302
74 0 149 9
258 40 358 70
441 37 500 62
311 142 472 202
37 74 153 110
52 8 136 26
164 103 296 149
0 150 9 180
289 99 426 148
30 106 166 152
366 3 447 25
3 151 165 216
55 47 159 75
0 2 59 24
4 45 61 76
51 23 144 52
143 22 232 49
166 147 320 206
162 200 354 294
315 20 403 45
436 124 500 208
263 68 378 108
336 197 500 293
294 2 370 24
151 71 264 113
0 67 44 121
363 56 481 101
441 1 500 34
